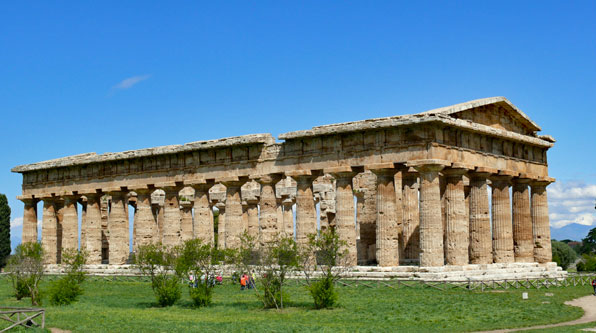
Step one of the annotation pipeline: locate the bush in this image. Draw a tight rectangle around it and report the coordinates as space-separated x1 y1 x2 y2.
552 240 577 270
189 283 213 307
309 276 337 309
48 249 88 306
6 242 44 305
48 278 83 305
577 253 596 272
301 228 348 309
152 275 181 307
135 243 181 307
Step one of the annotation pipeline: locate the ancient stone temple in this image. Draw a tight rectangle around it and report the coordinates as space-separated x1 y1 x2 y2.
12 97 561 278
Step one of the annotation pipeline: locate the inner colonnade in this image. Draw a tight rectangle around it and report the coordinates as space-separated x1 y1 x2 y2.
13 97 556 270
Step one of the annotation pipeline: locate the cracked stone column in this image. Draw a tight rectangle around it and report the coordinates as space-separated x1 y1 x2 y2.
20 197 39 244
162 185 182 248
216 202 226 249
107 190 130 264
327 167 358 266
192 183 214 244
491 174 515 263
368 164 399 267
222 178 247 249
180 200 193 243
289 171 317 248
133 188 158 251
61 195 79 252
532 179 553 263
443 166 469 266
41 197 59 264
512 177 534 262
246 199 259 239
469 169 493 264
402 170 420 261
413 161 447 267
256 174 282 246
84 193 103 264
282 198 294 237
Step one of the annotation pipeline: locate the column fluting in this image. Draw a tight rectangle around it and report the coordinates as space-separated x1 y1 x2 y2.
512 178 533 262
490 175 514 263
20 198 39 244
443 168 469 265
468 171 492 264
370 166 399 267
532 180 553 263
107 191 130 264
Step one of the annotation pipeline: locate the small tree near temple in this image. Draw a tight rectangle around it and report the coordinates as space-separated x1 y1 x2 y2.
301 228 349 309
174 238 225 307
232 232 300 309
134 243 181 307
6 242 44 306
0 193 11 269
48 248 88 305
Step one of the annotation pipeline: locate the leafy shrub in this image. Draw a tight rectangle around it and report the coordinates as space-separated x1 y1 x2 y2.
302 228 348 309
48 278 83 305
189 283 213 307
577 253 596 272
552 240 577 270
152 275 181 307
309 276 337 309
135 243 181 307
48 249 88 306
6 242 44 305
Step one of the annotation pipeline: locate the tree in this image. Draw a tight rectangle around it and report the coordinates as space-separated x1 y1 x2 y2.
48 248 88 305
6 242 44 305
231 232 301 309
551 240 577 270
0 193 11 268
301 228 349 309
580 227 596 254
174 238 225 307
134 243 181 307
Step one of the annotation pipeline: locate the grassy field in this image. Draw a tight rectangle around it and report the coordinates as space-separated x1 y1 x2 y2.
0 276 593 332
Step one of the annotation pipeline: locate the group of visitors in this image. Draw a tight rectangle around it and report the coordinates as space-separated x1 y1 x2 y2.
240 273 255 290
188 273 223 288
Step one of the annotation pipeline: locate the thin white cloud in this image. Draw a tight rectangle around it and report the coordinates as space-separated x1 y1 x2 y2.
112 74 151 90
549 181 596 228
10 217 23 229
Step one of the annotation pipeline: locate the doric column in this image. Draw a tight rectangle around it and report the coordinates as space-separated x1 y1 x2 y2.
282 198 295 237
19 197 39 244
468 169 493 264
161 185 182 248
107 190 130 264
412 161 448 267
491 174 515 263
402 170 420 261
41 197 59 264
443 165 469 266
532 179 554 263
245 199 259 240
79 197 88 250
180 200 193 243
84 193 103 264
368 163 399 267
133 188 158 250
192 183 214 244
61 195 79 252
255 174 282 246
327 167 358 266
288 171 317 248
222 178 247 249
512 177 533 262
216 202 226 249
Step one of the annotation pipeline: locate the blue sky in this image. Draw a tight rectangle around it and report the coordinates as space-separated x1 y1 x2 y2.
1 1 595 247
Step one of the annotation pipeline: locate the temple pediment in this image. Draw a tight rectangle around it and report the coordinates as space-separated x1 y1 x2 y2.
422 96 541 136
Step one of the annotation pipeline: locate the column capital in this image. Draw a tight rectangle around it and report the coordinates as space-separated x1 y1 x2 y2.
490 174 513 186
442 168 469 178
252 173 283 185
512 176 533 185
530 177 555 187
366 163 397 177
324 165 359 179
407 159 449 172
219 176 249 188
469 166 497 179
17 196 39 204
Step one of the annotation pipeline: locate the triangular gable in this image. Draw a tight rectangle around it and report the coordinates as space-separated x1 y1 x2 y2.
420 97 541 135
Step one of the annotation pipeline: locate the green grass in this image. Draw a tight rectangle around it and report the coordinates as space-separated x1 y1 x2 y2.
0 276 592 332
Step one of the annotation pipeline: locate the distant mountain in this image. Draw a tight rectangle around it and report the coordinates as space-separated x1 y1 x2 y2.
551 223 594 242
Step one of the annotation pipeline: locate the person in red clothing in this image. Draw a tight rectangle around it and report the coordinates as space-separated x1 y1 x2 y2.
591 279 596 295
240 274 247 291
